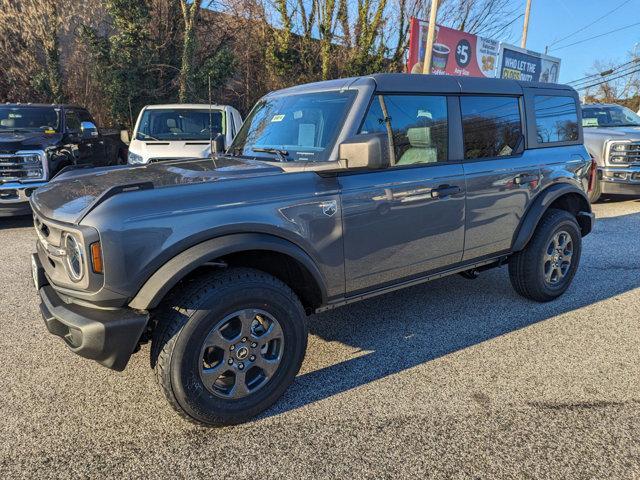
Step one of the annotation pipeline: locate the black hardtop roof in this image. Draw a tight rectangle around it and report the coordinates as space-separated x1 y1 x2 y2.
362 73 576 94
268 73 577 97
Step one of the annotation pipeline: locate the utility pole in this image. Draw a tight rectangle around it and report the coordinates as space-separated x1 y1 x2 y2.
422 0 440 74
521 0 532 48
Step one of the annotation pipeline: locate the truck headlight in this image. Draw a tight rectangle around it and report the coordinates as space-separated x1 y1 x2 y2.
63 233 84 281
128 151 144 164
16 150 48 182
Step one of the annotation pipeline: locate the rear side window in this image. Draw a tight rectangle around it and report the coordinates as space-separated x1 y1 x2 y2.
460 96 522 159
359 95 448 166
534 95 578 143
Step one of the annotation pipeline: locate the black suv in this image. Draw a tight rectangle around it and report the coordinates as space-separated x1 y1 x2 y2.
30 74 594 426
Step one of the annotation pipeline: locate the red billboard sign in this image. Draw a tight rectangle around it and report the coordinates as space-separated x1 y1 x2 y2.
407 17 500 78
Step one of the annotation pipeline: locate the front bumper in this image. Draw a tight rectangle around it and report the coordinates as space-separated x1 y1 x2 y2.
600 167 640 195
0 181 47 217
34 254 149 371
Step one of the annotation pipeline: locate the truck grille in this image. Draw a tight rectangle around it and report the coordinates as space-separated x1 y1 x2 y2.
0 153 44 182
608 141 640 164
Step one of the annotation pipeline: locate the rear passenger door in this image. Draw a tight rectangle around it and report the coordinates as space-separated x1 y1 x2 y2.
340 94 466 293
458 94 541 261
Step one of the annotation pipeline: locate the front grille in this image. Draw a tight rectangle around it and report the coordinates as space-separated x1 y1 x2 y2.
0 154 42 182
608 141 640 164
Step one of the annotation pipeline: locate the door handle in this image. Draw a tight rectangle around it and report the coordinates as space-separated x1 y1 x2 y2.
431 184 461 199
514 173 538 185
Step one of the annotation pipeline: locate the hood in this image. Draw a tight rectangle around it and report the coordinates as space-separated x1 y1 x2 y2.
31 156 283 224
583 126 640 140
0 131 63 152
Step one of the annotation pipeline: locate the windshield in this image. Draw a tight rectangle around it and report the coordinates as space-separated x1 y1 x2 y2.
230 90 357 162
0 106 60 132
581 105 640 128
136 108 224 141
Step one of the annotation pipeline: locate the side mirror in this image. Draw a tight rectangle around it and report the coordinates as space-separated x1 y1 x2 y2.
80 121 98 139
212 133 225 154
120 129 130 145
338 133 390 169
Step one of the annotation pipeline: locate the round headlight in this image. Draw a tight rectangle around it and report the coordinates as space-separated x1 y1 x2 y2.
64 234 84 281
612 144 627 152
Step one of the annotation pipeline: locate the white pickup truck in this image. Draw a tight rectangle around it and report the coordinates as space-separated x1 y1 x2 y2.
127 104 243 164
582 103 640 202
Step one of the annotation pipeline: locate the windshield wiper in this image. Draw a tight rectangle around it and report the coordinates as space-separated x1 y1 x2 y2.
253 147 290 159
139 132 161 141
252 147 290 162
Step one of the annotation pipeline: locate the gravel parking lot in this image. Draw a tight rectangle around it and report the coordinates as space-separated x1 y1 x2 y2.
1 199 639 479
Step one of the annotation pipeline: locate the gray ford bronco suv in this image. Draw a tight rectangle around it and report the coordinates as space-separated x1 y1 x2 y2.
31 74 594 426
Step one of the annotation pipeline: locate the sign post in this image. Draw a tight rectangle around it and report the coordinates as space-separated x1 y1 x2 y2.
421 0 439 74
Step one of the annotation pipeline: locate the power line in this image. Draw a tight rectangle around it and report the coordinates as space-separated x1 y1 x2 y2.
574 67 640 91
567 58 639 85
569 59 640 87
547 0 634 48
549 21 640 52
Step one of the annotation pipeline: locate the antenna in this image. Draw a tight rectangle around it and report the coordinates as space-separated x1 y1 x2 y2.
208 74 217 168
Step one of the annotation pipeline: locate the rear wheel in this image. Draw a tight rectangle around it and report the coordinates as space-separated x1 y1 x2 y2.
151 267 308 426
509 209 582 302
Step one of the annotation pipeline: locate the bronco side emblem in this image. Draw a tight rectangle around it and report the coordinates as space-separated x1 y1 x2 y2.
321 200 337 217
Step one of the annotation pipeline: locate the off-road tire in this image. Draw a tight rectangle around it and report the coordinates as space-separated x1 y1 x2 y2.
151 267 308 426
509 209 582 302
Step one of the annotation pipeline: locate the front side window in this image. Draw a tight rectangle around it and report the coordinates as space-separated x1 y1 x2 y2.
461 96 522 159
534 95 578 143
359 94 448 166
65 111 81 133
230 90 356 162
136 109 224 141
0 106 60 132
581 105 640 128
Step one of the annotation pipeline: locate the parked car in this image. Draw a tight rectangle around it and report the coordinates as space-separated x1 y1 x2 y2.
127 104 243 164
0 104 127 216
30 74 594 426
582 103 640 202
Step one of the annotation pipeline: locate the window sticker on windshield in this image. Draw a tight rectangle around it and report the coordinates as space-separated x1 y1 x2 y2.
417 110 433 119
582 118 598 126
294 111 303 119
8 113 22 118
271 114 285 122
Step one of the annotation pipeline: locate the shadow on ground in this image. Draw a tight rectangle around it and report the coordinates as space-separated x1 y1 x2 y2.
263 210 640 417
0 215 32 230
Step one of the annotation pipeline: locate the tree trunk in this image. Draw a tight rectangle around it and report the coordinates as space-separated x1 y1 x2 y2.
178 0 201 102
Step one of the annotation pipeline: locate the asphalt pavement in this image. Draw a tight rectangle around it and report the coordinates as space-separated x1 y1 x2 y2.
1 198 639 479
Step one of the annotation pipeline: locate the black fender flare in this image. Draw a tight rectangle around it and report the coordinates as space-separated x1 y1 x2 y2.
128 233 328 310
511 183 593 252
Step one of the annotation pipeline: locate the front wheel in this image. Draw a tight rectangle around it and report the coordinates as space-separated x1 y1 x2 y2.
151 268 308 426
509 209 582 302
